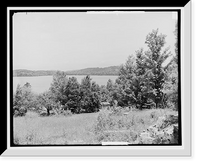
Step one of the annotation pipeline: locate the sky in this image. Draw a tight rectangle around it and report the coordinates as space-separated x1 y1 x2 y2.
13 11 177 71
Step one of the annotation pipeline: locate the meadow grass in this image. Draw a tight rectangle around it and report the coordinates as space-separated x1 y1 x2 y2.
13 108 177 145
93 108 178 143
14 111 99 145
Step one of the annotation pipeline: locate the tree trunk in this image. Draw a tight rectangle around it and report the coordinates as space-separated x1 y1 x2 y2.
47 108 50 116
155 101 158 109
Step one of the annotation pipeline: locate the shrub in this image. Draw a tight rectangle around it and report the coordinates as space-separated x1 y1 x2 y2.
93 108 178 144
136 114 179 144
59 110 73 117
93 110 138 143
13 83 38 116
13 106 27 117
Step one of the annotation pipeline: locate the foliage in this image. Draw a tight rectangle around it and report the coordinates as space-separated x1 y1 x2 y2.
93 108 178 144
64 77 81 113
135 29 172 109
13 83 36 116
136 114 179 144
162 23 179 111
49 74 101 114
163 60 178 110
36 91 56 116
107 29 176 110
115 55 137 106
50 71 68 105
80 75 100 113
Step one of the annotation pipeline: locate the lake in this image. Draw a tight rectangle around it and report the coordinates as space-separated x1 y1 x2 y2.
13 75 118 94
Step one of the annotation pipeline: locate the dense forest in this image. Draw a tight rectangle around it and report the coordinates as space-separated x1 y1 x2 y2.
13 66 120 77
13 28 178 117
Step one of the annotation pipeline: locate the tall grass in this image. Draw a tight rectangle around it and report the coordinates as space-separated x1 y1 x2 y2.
14 108 177 145
93 108 177 143
14 112 99 145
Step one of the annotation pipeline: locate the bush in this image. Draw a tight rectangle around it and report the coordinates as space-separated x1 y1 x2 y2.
59 110 73 117
13 83 38 116
93 110 137 143
135 114 179 144
14 106 27 117
93 108 178 144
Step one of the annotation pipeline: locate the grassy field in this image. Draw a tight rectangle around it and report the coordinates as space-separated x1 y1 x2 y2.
14 112 99 145
13 108 178 145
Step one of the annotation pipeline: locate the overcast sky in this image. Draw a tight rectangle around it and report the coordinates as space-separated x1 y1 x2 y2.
13 11 177 71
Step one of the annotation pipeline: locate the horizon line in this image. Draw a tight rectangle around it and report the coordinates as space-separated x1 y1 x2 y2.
13 65 122 72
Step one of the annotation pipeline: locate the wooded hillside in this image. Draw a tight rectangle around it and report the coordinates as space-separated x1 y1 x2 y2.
13 66 120 77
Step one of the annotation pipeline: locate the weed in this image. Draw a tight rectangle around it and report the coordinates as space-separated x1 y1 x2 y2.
13 108 178 145
93 108 178 144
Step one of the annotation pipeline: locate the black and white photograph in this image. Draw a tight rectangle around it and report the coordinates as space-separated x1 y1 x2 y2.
11 9 181 146
13 11 180 145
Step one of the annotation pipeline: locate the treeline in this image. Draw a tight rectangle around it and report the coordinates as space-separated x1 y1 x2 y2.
13 28 178 116
13 74 101 116
13 69 57 77
65 66 120 75
13 66 120 77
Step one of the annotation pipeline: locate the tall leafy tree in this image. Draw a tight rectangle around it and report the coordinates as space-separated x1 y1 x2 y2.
37 91 55 115
115 29 172 109
80 75 92 93
115 55 137 106
137 29 172 108
50 71 68 105
163 23 179 110
64 77 81 113
105 79 115 103
13 82 35 116
80 75 100 113
134 48 148 109
91 81 100 93
174 22 178 64
99 85 110 102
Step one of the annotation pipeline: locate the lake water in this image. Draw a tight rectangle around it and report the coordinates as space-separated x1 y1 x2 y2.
13 75 118 94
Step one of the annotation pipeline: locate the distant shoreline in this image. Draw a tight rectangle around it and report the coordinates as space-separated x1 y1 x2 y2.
13 66 121 77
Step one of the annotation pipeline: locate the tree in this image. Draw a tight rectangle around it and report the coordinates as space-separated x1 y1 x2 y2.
115 29 172 109
115 55 137 107
36 91 55 116
49 71 68 105
104 79 114 103
13 84 24 116
174 22 178 64
106 79 114 92
162 23 179 110
80 75 100 113
80 75 92 91
99 85 110 102
134 29 172 109
91 81 100 93
118 55 137 82
13 83 35 116
64 77 81 113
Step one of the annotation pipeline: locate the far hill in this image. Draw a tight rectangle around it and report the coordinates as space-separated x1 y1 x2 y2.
13 69 57 77
65 66 120 75
13 66 120 77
